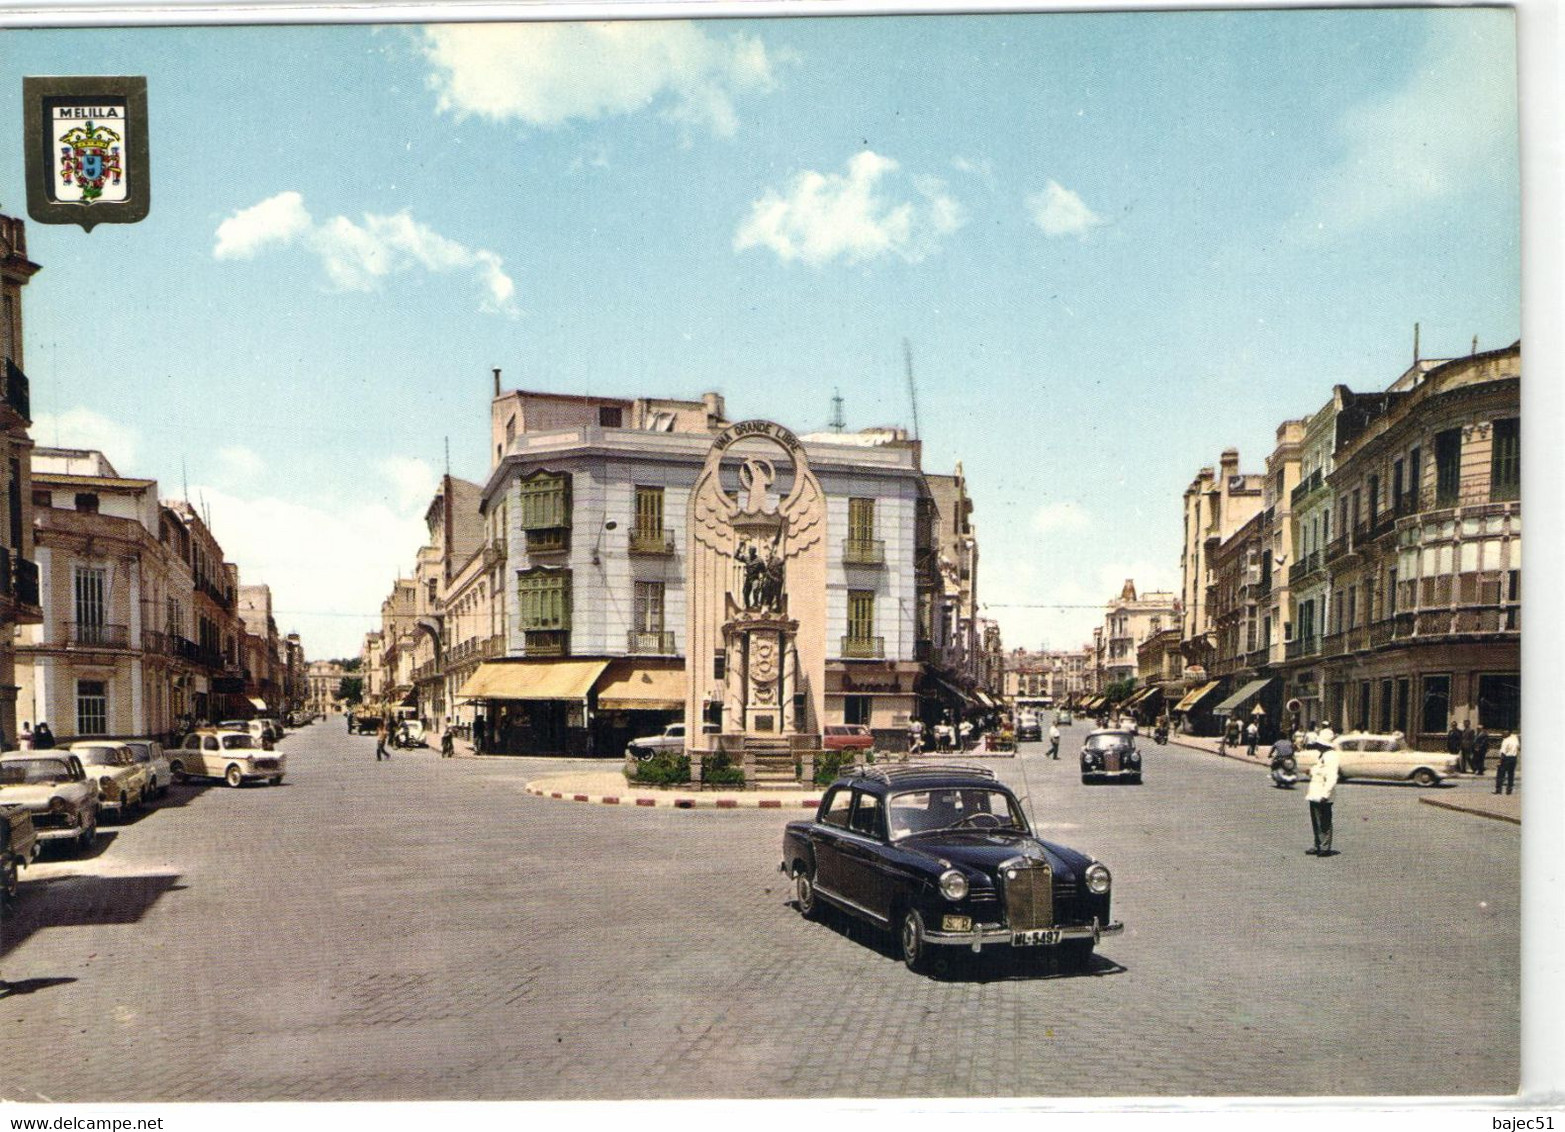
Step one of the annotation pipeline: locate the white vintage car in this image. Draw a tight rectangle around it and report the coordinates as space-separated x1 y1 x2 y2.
0 752 100 851
121 739 173 799
170 729 286 787
1290 731 1457 787
70 742 153 817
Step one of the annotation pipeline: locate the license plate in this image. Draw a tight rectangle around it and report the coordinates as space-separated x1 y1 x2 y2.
942 915 973 933
1012 929 1061 946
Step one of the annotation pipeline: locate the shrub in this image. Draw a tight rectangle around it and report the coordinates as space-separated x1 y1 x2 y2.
701 750 745 786
627 750 690 786
814 749 854 786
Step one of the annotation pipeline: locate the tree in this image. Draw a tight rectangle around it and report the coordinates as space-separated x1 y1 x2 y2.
335 657 363 673
1103 678 1137 705
337 676 363 705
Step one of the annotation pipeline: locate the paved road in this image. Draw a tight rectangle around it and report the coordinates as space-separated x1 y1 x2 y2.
0 719 1519 1101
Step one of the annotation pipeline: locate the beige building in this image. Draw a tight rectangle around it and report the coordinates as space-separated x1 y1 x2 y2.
0 212 43 745
1101 580 1179 689
306 659 346 716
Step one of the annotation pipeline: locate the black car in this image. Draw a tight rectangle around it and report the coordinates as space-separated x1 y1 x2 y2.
1080 728 1142 784
781 764 1123 973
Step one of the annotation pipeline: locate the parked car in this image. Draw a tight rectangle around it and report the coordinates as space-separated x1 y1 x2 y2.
219 720 275 749
70 742 153 817
121 740 172 799
1284 731 1457 787
822 724 874 752
781 763 1123 973
348 713 382 735
626 722 715 760
0 752 100 851
1014 713 1042 743
257 717 285 743
1056 711 1073 726
1 803 39 904
170 729 286 787
1080 729 1142 785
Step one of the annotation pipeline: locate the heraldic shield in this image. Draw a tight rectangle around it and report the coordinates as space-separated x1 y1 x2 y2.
24 76 151 231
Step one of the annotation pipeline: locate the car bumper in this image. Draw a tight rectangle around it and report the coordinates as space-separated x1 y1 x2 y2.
924 917 1124 952
1082 767 1140 779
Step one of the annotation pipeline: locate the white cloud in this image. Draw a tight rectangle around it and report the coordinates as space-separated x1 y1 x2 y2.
1296 17 1517 234
420 21 779 137
213 193 518 316
1030 501 1091 535
29 407 141 468
216 445 264 481
376 456 438 513
212 191 312 260
734 151 967 266
191 483 430 660
951 155 996 185
1027 180 1104 238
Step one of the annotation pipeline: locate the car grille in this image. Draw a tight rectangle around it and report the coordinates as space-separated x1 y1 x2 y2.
1103 750 1122 772
253 758 281 773
1001 862 1054 931
30 811 74 830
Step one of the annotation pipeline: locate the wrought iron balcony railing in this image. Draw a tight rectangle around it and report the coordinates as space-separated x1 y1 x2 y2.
627 630 677 654
843 538 886 566
627 529 676 556
69 622 129 648
840 635 885 659
12 554 38 608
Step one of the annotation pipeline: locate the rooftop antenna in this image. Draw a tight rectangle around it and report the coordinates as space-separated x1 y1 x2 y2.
903 338 920 439
181 456 189 503
829 388 845 433
1472 334 1479 356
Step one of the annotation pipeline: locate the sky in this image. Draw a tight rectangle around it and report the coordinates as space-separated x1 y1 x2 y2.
0 8 1521 660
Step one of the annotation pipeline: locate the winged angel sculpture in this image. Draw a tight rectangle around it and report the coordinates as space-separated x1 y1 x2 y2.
691 446 824 614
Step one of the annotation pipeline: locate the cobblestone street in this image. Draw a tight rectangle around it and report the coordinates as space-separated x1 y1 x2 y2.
0 720 1519 1101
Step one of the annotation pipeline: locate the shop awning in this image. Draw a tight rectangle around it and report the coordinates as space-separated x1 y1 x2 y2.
1213 677 1276 717
457 659 609 702
594 660 685 712
1122 687 1154 708
247 696 268 711
1173 680 1222 714
975 691 998 709
925 674 979 709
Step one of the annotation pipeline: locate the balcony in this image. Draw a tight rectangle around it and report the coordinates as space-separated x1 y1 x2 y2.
1284 637 1319 661
69 622 130 648
523 630 569 657
840 635 885 660
843 538 885 567
1323 535 1350 564
413 658 441 683
1290 468 1324 505
524 527 570 554
4 358 29 421
12 553 38 608
1288 550 1323 587
627 528 676 556
627 630 677 654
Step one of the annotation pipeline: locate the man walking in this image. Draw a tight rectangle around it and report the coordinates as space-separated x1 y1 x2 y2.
1047 721 1061 760
1460 721 1476 776
1245 718 1259 758
1472 726 1490 777
1306 736 1340 856
1447 720 1464 771
375 723 389 762
1494 731 1518 795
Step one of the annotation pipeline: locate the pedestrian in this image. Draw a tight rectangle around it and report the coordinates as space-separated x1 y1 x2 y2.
32 722 54 750
473 715 486 755
375 724 388 762
1460 721 1475 775
1304 720 1319 749
1245 719 1259 758
1306 735 1340 856
1472 726 1490 776
1268 733 1298 788
18 722 31 750
1446 720 1464 771
1317 721 1336 745
347 711 354 733
958 719 974 750
441 729 455 758
1047 721 1061 760
908 718 924 756
1494 731 1518 795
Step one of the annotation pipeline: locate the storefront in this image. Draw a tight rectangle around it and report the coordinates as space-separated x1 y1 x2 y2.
1171 680 1223 736
1211 677 1280 741
456 658 608 756
590 658 685 760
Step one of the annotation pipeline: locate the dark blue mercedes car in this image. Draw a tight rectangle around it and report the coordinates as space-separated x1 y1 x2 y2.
781 763 1123 973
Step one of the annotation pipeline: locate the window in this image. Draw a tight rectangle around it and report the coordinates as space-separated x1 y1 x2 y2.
517 569 570 630
845 695 872 726
31 489 50 509
517 471 569 530
1367 475 1379 525
1421 674 1451 736
1297 599 1315 643
1408 447 1422 507
598 405 623 428
74 566 107 629
7 457 20 549
1435 429 1462 506
631 581 666 652
1395 678 1410 734
1356 680 1371 731
820 787 853 829
848 792 884 838
1477 673 1520 732
1491 418 1519 501
1379 679 1394 733
76 680 108 736
74 492 100 514
848 498 875 543
633 485 665 541
847 590 875 640
1392 460 1404 509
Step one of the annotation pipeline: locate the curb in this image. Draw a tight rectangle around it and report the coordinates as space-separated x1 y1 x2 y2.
1418 795 1521 825
525 780 821 809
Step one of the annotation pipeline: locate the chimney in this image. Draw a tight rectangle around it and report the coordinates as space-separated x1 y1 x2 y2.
1413 322 1420 364
493 367 502 397
1219 448 1239 475
702 391 725 424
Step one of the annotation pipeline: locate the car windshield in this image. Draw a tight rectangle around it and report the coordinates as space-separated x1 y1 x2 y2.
888 787 1027 840
1 758 74 785
75 747 123 767
220 735 257 750
1085 733 1132 750
219 721 251 730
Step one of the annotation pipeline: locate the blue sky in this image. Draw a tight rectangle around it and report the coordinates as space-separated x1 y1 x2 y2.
0 8 1520 659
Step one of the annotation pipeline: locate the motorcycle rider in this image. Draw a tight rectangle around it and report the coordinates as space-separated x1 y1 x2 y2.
1269 732 1299 788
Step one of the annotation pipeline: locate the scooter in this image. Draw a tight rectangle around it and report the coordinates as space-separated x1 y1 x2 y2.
1270 750 1298 788
1153 724 1168 745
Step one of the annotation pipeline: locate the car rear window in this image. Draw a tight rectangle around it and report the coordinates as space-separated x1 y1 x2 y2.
221 735 257 750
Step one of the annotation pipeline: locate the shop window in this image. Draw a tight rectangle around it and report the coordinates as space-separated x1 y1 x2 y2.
1477 673 1520 732
77 680 108 736
845 695 872 726
1420 674 1451 736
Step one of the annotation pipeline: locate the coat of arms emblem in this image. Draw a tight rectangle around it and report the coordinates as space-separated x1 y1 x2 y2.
24 76 150 231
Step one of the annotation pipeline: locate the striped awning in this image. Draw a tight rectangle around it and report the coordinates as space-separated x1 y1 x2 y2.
1173 680 1222 714
457 659 609 702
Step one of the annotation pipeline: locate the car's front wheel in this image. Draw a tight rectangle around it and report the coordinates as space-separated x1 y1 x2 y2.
225 764 244 788
169 760 188 784
899 908 933 974
794 865 822 921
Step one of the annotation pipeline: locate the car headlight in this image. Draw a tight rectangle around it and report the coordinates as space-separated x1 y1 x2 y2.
939 868 969 902
50 796 68 813
1127 750 1141 764
1085 863 1111 895
100 776 117 795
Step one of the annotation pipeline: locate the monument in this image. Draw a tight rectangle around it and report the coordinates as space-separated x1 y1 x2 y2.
686 420 827 784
